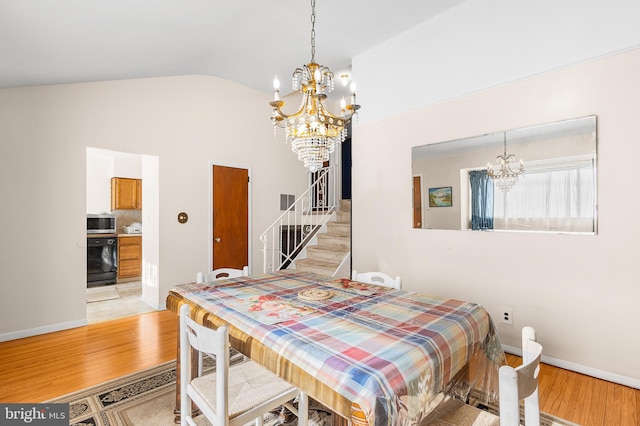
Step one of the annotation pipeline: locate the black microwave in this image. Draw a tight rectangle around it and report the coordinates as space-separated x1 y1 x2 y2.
87 214 116 233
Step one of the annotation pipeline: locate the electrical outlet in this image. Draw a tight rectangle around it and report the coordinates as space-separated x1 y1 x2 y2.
501 308 513 324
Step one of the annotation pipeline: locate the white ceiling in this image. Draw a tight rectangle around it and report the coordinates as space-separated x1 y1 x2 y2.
0 0 467 93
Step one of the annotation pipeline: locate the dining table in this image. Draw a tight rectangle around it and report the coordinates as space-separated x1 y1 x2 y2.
166 270 505 426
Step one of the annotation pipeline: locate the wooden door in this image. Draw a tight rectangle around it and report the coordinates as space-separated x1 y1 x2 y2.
212 165 249 270
413 176 422 228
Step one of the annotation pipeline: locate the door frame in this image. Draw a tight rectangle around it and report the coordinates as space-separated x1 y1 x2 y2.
208 161 252 274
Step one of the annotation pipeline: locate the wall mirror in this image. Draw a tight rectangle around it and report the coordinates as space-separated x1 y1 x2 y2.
412 115 597 233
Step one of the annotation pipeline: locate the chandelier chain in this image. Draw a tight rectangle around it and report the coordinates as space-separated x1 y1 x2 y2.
310 0 316 62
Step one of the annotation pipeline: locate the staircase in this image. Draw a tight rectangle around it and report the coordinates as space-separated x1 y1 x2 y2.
294 199 351 277
260 166 351 276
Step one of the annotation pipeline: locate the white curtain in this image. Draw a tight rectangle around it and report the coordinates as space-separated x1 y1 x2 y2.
493 158 595 232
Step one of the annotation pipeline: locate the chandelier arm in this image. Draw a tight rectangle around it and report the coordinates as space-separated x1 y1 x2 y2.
271 93 357 121
270 91 316 121
317 98 356 121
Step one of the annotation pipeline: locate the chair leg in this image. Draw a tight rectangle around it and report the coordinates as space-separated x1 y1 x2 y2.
524 390 540 426
298 392 308 426
254 414 264 426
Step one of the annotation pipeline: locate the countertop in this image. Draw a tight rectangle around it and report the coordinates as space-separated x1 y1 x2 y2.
87 233 142 238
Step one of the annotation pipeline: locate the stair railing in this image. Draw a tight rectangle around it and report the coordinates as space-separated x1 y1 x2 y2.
260 166 337 273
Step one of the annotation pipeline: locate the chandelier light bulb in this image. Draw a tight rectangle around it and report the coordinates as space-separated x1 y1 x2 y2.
350 82 357 105
273 75 281 101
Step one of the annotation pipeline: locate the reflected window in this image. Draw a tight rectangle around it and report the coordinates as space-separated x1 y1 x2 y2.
473 156 595 232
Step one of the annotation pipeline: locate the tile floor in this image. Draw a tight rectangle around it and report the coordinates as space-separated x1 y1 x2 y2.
86 281 156 323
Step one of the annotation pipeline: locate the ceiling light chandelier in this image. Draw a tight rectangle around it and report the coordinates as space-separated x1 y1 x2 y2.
269 0 360 172
486 132 525 192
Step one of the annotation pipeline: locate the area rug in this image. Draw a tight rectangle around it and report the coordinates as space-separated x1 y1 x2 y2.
468 392 580 426
48 353 333 426
47 360 577 426
86 286 120 303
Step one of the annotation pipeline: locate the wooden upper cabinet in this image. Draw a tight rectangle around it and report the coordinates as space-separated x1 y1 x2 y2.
111 177 142 210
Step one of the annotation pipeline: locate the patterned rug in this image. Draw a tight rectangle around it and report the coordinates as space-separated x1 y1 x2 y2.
47 359 578 426
48 353 333 426
468 392 580 426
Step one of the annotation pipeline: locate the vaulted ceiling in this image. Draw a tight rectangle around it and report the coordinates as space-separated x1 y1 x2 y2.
0 0 467 93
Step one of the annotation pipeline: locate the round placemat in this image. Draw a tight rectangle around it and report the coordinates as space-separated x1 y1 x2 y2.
298 289 333 302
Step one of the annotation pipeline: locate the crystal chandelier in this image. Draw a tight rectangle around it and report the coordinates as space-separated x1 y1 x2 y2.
487 132 525 192
269 0 360 172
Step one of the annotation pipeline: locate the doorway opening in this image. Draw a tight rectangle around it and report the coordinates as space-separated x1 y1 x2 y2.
86 147 160 323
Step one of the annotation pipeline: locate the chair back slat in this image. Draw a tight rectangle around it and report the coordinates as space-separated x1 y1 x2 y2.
352 270 402 289
197 266 249 283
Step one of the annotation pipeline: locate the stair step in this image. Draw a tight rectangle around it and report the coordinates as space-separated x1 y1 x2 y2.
307 245 349 262
336 211 351 222
295 258 341 277
317 233 350 249
279 199 351 277
327 221 350 236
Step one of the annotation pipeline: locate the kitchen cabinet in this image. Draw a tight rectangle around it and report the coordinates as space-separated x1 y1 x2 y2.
111 177 142 210
118 236 142 279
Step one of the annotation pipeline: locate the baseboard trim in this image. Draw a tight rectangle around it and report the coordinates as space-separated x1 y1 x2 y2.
0 319 87 343
502 344 640 390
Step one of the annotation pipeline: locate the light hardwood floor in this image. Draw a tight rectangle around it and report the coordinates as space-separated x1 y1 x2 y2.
0 310 177 403
0 310 638 425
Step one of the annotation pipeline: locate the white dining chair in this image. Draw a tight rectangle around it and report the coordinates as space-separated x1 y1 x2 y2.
424 326 542 426
352 270 402 289
499 326 542 426
179 304 307 426
196 266 249 283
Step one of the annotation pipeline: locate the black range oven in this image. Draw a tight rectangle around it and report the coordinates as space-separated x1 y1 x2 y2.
87 235 118 287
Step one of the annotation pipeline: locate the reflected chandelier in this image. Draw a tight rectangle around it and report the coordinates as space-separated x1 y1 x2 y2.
269 0 360 172
486 132 525 192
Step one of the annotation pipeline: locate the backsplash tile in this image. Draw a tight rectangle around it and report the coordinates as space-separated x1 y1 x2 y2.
112 209 142 233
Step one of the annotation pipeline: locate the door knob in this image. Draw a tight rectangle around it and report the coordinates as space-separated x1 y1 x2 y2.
214 237 222 243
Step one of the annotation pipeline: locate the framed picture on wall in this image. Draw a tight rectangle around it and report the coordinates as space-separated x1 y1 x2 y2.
428 186 452 207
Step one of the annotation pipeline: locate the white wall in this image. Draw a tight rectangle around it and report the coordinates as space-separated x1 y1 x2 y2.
351 47 640 387
86 148 114 213
141 154 160 308
0 75 308 339
354 0 640 125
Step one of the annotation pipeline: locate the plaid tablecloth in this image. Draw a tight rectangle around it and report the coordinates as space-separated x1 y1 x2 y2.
171 271 504 426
